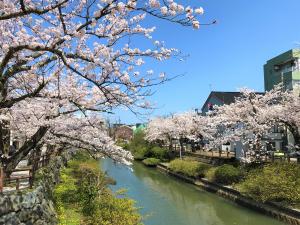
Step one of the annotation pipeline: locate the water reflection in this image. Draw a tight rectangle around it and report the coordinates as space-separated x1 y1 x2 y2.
101 159 285 225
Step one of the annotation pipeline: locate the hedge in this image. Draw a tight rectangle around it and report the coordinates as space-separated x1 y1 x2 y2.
214 164 244 185
142 158 161 167
238 162 300 203
168 159 210 178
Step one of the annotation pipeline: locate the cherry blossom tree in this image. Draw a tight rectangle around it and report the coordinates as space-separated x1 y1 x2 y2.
7 101 133 172
0 0 210 172
206 86 300 161
146 111 212 157
146 116 175 149
205 90 271 152
264 86 300 150
146 86 300 162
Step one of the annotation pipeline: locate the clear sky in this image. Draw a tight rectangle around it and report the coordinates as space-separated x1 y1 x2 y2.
107 0 300 124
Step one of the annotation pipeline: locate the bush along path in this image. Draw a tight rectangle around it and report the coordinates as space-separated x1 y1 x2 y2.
53 152 143 225
152 158 300 225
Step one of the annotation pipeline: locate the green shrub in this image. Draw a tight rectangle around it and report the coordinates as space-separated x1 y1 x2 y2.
127 131 152 160
117 142 130 150
85 189 142 225
142 158 161 167
205 167 218 182
214 164 244 185
54 168 78 205
54 156 143 225
126 130 169 161
77 162 143 225
168 159 210 178
76 162 105 216
133 147 148 160
129 131 148 151
53 167 81 224
238 163 300 203
72 151 92 161
150 146 167 160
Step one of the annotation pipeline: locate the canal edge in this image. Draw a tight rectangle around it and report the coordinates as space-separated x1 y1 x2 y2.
156 163 300 225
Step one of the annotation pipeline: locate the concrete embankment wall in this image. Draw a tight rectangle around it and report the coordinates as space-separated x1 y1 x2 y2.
157 164 300 225
0 153 71 225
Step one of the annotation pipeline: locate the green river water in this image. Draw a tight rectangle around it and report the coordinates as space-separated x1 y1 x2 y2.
101 159 287 225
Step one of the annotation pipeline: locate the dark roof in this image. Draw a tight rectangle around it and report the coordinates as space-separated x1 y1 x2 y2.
201 91 265 111
112 123 125 128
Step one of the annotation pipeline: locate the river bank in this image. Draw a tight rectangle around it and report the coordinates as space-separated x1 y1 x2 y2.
156 162 300 225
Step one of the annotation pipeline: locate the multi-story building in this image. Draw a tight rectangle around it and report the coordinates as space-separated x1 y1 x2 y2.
264 49 300 151
197 49 300 160
264 49 300 92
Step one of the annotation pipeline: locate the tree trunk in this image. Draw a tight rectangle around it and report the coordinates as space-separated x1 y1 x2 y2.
168 137 172 151
3 126 48 175
0 121 5 157
31 144 43 168
289 124 300 148
27 144 43 166
179 138 184 159
191 141 195 152
29 143 43 187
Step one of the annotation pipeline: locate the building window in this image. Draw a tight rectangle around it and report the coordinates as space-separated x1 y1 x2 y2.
292 80 300 87
274 59 300 75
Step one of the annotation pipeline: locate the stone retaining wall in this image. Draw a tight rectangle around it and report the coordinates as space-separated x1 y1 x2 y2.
157 164 300 225
0 152 71 225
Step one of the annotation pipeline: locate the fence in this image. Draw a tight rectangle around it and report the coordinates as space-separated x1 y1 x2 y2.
0 153 52 192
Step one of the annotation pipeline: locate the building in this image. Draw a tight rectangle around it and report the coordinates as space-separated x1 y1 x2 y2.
201 92 249 159
201 91 244 114
132 123 147 135
264 49 300 150
264 49 300 92
197 49 300 160
201 91 253 159
201 91 281 160
112 125 133 142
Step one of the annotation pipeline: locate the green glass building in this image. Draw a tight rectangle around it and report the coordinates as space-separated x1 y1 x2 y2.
264 49 300 91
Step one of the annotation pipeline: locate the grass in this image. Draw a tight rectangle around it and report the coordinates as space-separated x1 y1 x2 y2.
54 166 82 225
58 208 81 225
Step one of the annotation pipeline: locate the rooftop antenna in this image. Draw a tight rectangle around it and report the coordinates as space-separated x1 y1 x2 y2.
209 84 213 92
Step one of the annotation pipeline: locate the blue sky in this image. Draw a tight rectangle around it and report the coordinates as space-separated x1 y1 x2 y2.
107 0 300 124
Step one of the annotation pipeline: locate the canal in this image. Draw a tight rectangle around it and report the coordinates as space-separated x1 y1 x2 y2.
101 159 286 225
